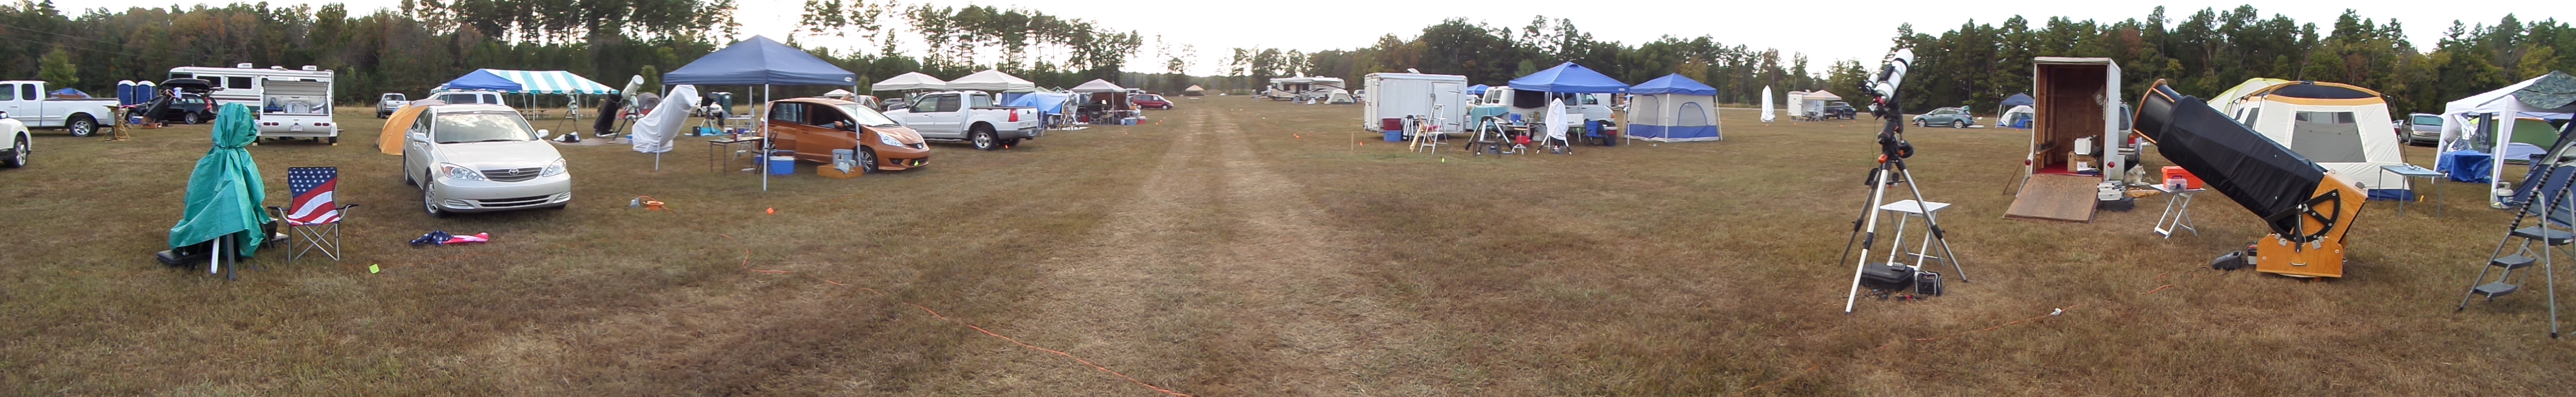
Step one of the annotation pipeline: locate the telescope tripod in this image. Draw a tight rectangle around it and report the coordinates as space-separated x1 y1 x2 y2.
1835 134 1971 314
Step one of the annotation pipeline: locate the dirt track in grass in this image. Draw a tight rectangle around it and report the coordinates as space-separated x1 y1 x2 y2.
938 107 1444 396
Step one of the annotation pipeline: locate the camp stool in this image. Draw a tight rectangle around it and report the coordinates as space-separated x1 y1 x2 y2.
269 166 356 262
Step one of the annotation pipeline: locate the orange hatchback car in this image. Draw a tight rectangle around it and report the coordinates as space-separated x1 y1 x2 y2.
766 97 929 172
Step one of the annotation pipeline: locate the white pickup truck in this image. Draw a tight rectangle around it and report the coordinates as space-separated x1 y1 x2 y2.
0 81 115 137
883 91 1043 150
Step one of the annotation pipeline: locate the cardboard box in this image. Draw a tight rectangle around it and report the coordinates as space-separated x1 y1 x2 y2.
2070 153 2099 172
816 166 861 179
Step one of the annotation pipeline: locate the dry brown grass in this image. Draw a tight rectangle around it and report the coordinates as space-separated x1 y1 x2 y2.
1 97 2571 395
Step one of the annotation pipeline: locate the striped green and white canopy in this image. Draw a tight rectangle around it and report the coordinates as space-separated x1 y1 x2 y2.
441 69 618 95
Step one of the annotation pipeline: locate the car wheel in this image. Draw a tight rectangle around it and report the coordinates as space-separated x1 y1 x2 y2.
971 127 999 151
67 116 94 137
183 112 203 125
2 136 25 168
858 147 880 173
421 177 450 218
1914 120 1924 127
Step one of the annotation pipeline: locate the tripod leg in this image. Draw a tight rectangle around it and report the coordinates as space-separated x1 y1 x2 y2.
1847 165 1896 314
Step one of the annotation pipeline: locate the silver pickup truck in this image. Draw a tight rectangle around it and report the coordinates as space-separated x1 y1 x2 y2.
883 91 1043 150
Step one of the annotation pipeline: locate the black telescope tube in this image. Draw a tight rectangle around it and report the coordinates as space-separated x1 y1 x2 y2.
2134 82 2329 237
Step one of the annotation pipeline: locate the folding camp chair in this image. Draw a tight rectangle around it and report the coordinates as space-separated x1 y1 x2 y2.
269 166 355 261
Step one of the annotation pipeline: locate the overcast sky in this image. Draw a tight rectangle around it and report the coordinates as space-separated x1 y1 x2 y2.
74 0 2570 75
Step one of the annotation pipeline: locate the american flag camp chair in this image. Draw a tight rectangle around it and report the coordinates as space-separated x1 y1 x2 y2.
270 167 355 261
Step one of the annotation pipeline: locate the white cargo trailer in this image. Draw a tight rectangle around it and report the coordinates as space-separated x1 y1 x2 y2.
1360 73 1469 133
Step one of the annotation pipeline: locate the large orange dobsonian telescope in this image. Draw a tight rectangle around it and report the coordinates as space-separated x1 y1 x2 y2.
2132 80 2368 278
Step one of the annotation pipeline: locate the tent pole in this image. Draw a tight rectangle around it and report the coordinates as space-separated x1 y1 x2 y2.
762 84 771 192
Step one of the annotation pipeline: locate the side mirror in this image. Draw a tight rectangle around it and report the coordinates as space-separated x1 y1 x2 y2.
535 129 553 139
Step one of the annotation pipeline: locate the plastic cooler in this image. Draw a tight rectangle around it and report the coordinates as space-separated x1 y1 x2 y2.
2160 166 2202 189
767 150 796 175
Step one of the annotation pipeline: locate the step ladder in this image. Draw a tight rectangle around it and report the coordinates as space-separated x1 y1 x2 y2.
2458 165 2575 338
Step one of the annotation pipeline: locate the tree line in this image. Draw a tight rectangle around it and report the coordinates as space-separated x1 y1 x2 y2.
1890 6 2571 116
0 0 1150 105
0 0 737 105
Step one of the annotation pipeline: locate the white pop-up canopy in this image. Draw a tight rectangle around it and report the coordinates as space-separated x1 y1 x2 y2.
1070 79 1126 93
946 70 1037 91
871 72 946 91
2441 71 2576 206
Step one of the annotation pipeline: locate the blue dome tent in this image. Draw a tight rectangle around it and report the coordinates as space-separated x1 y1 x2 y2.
1626 73 1721 142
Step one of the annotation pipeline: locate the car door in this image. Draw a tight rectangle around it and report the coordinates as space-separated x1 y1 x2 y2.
403 111 436 184
909 95 954 136
767 102 806 154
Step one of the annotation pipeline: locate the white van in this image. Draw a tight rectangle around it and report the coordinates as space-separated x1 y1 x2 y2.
169 64 340 144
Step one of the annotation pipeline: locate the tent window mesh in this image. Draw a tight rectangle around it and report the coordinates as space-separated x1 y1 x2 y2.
2290 111 2366 162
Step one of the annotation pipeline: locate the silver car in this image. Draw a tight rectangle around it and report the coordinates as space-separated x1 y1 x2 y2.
374 93 408 118
2405 113 2443 146
398 103 571 217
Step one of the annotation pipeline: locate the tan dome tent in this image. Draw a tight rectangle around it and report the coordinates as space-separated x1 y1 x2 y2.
2220 80 2410 197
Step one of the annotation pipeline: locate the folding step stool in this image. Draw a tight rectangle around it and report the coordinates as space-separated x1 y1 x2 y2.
2459 165 2575 338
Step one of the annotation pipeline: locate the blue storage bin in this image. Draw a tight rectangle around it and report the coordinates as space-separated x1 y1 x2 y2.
1384 131 1404 142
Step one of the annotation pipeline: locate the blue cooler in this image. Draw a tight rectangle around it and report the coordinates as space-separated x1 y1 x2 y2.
766 150 796 175
1384 130 1404 142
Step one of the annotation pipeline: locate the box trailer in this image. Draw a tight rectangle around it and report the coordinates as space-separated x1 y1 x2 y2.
1360 73 1469 134
2005 57 2124 222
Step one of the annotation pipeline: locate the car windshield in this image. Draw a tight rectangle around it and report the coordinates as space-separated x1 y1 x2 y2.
433 111 538 144
2412 115 2442 126
837 104 901 127
385 94 406 101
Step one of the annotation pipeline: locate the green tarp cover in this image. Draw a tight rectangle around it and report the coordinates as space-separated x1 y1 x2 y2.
166 103 268 255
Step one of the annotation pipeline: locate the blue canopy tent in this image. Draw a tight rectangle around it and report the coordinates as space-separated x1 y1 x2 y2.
1467 84 1490 96
662 36 858 190
1507 62 1629 93
440 69 619 94
439 69 619 131
1509 62 1628 146
1625 73 1722 142
1008 92 1076 127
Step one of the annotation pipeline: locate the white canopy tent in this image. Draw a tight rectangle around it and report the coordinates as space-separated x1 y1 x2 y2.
871 72 946 91
1070 79 1126 93
822 88 853 98
2441 72 2576 206
946 70 1037 91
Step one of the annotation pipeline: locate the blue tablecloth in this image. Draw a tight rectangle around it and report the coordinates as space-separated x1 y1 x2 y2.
2438 150 2493 183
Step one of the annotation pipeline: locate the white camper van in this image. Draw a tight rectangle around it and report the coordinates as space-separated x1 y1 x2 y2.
169 64 340 143
1477 86 1614 123
1360 73 1469 132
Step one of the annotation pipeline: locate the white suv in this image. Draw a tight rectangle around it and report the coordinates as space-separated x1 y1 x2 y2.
399 103 571 217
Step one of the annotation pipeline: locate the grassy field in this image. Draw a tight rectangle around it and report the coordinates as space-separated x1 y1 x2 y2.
2 96 2571 395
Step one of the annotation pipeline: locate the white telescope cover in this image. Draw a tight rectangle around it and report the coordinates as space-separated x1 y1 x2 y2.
1760 86 1776 122
1545 98 1571 140
631 85 701 153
